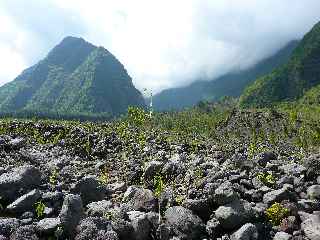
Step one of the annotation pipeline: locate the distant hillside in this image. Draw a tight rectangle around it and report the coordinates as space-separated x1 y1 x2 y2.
153 40 299 111
0 36 145 117
240 21 320 107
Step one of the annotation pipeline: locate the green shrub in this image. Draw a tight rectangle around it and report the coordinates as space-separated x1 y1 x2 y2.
34 201 46 218
257 173 276 186
265 202 289 225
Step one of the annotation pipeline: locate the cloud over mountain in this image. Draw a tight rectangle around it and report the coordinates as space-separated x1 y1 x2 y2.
1 0 320 94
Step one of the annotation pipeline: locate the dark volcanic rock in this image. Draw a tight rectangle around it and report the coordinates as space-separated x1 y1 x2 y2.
59 194 84 238
0 165 41 202
73 176 106 205
164 206 206 240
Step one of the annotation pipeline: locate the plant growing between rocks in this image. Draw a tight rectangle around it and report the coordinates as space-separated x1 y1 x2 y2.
99 166 109 186
257 172 276 186
34 201 46 218
49 168 58 189
265 202 289 226
153 173 165 223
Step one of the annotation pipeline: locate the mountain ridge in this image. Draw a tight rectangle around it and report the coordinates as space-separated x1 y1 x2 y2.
0 36 145 116
153 40 299 111
240 21 320 107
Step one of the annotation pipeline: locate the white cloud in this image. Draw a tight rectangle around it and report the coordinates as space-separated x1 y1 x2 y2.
0 0 320 93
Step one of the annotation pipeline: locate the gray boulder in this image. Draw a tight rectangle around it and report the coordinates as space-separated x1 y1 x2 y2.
182 198 211 220
206 218 221 239
127 211 151 240
124 187 157 212
164 206 206 240
230 223 258 240
6 189 41 214
297 199 320 213
36 217 61 235
263 186 296 204
301 213 320 240
0 165 41 202
143 161 164 182
73 176 106 205
307 185 320 200
59 194 84 238
86 200 113 217
257 152 277 167
214 181 239 205
273 232 292 240
215 200 254 230
303 154 320 180
279 163 306 176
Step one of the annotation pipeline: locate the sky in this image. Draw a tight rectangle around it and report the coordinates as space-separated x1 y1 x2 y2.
0 0 320 94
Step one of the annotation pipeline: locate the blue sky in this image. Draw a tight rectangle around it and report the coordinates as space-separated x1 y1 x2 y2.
0 0 320 94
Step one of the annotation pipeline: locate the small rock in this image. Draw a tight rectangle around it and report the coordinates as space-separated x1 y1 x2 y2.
214 181 239 205
280 216 299 234
257 152 277 167
125 187 157 212
263 186 296 205
36 218 61 234
73 176 106 205
230 223 258 240
206 218 221 239
273 231 292 240
143 161 164 182
297 199 320 212
307 185 320 200
86 200 113 217
182 198 211 220
75 217 112 240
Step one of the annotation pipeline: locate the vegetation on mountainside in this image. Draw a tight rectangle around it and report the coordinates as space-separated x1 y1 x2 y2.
153 40 298 111
0 36 145 117
240 21 320 107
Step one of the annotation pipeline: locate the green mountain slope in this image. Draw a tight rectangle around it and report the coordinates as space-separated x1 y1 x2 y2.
0 36 145 116
153 40 298 111
240 21 320 107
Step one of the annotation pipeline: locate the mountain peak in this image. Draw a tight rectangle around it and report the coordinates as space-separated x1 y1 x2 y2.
0 37 145 116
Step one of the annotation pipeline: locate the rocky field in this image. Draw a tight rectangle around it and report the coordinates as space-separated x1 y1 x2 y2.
0 107 320 240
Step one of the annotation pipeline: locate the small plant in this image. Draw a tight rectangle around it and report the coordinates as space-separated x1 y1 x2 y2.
153 173 165 223
49 168 58 188
257 173 276 186
84 135 92 155
54 226 63 239
265 202 289 226
175 195 185 206
99 167 109 185
194 167 204 187
34 201 46 218
103 210 113 220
